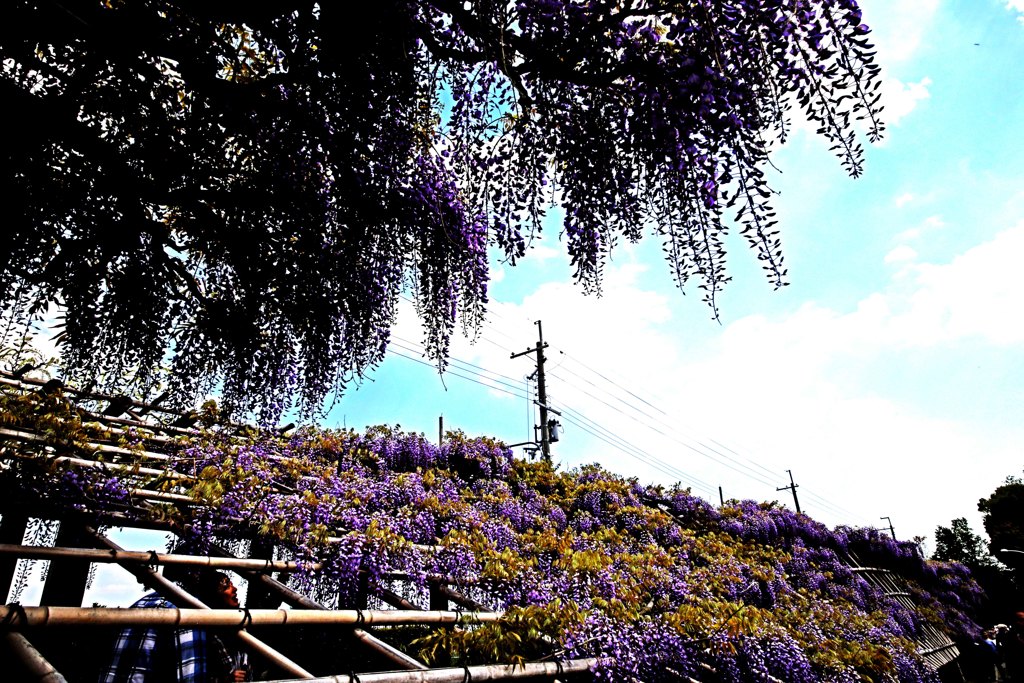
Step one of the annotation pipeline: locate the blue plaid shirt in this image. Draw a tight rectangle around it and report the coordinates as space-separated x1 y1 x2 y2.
99 593 235 683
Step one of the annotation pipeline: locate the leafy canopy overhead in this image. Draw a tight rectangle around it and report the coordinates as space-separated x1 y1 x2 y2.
979 477 1024 566
0 0 884 420
932 518 996 569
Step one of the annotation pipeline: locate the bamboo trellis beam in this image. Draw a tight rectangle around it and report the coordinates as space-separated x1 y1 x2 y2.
374 585 421 611
919 642 960 657
0 606 503 628
206 545 430 672
0 543 314 573
435 585 491 613
89 530 315 680
0 438 188 481
850 566 895 575
2 631 68 683
0 373 194 421
129 489 196 504
261 658 605 683
0 427 175 463
77 410 201 439
352 628 430 671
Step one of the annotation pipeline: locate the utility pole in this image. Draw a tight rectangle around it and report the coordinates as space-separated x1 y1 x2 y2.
777 469 802 515
511 321 554 462
881 516 896 540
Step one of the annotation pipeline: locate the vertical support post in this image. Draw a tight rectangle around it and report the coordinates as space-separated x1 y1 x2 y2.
245 537 277 608
776 470 802 515
0 512 28 602
429 583 448 612
39 520 91 607
510 321 552 463
534 321 551 463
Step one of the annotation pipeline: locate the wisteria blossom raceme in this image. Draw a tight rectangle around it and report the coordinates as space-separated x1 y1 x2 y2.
0 383 979 682
1 0 885 419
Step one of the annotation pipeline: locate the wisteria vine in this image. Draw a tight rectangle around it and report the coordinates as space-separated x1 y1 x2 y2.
1 0 885 419
0 384 983 683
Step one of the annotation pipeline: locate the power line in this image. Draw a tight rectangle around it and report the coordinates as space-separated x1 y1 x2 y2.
382 312 877 529
544 368 778 487
550 349 787 486
556 409 717 498
389 338 526 393
385 349 528 401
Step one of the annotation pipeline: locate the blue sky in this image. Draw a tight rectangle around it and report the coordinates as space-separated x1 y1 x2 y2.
324 0 1024 551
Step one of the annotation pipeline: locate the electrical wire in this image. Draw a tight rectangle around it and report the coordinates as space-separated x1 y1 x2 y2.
382 310 877 529
385 349 528 401
556 410 717 498
544 368 778 487
553 401 718 494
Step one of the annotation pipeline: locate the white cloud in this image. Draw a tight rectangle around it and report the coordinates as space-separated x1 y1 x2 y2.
894 192 915 208
442 219 1024 545
897 223 1024 346
525 243 564 262
881 77 932 126
884 245 918 264
860 0 940 64
895 214 944 242
1009 1 1024 22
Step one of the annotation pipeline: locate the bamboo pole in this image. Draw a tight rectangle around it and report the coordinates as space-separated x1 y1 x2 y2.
0 373 194 420
129 489 196 504
77 410 202 439
374 585 421 611
0 438 188 480
0 544 314 573
0 427 175 464
208 545 429 672
352 628 430 671
259 658 605 683
435 585 491 613
0 606 502 628
89 531 316 680
2 631 68 683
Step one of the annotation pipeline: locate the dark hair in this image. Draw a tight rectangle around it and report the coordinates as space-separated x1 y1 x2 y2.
163 562 232 606
190 571 232 606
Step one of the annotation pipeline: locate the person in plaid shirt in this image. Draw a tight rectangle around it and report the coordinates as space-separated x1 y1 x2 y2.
99 571 249 682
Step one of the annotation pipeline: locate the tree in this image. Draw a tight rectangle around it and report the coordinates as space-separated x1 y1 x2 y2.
0 1 884 420
933 517 1022 625
933 518 996 569
980 479 1024 566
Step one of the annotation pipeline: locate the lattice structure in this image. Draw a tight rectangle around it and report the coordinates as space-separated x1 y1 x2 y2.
0 369 967 682
847 560 960 671
0 370 594 682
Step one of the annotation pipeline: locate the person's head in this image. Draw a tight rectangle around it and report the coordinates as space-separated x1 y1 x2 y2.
192 571 240 609
164 562 240 609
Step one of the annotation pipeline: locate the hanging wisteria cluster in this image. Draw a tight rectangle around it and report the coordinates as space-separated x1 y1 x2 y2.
1 0 884 420
0 387 982 683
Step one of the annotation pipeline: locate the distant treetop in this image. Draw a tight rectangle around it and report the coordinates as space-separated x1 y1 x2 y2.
1 0 884 421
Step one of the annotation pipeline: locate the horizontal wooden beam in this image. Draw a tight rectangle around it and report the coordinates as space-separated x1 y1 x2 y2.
0 543 315 573
88 529 315 680
0 606 503 628
261 658 606 683
2 631 68 683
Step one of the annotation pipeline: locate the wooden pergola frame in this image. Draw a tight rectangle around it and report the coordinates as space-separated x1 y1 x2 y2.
0 369 592 682
0 368 961 682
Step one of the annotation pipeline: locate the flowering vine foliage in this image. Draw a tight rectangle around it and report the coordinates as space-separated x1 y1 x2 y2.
0 1 884 420
0 382 983 683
